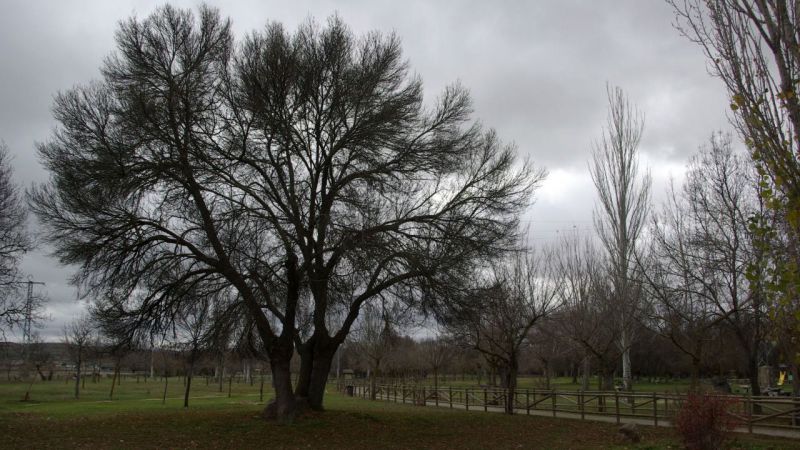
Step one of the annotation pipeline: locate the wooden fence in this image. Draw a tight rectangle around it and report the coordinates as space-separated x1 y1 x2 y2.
339 381 800 436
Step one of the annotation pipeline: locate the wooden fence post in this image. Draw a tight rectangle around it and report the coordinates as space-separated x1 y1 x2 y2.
747 393 753 434
466 388 469 411
794 397 799 427
449 386 453 409
580 390 585 420
526 390 530 415
484 388 487 412
551 390 556 417
421 386 426 407
652 392 658 427
615 392 620 425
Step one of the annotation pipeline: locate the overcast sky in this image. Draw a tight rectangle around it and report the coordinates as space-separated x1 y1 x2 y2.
0 0 734 341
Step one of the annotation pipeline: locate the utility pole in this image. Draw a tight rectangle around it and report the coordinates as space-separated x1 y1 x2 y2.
18 279 45 346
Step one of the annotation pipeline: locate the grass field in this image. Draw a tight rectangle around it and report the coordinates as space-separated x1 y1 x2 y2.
1 376 798 449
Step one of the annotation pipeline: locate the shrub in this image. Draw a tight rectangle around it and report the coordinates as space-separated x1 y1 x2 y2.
674 392 741 450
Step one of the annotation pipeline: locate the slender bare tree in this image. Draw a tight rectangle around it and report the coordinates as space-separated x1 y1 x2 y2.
419 335 453 393
62 314 95 399
176 294 213 408
683 134 765 394
589 85 651 391
640 180 720 388
555 234 621 392
446 244 559 414
351 302 398 400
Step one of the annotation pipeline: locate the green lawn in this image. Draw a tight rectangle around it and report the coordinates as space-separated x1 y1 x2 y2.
1 377 797 449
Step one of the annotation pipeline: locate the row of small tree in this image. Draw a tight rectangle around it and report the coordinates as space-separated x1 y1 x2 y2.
425 0 800 416
423 92 794 415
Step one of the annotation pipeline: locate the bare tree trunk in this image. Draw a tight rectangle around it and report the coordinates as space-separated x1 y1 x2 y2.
690 356 701 391
74 352 81 399
581 356 590 391
306 338 337 410
543 360 551 390
370 360 379 401
294 341 313 399
184 358 194 408
109 361 120 400
597 364 614 412
571 361 578 385
604 371 615 391
620 330 632 391
162 350 169 405
505 360 518 415
746 351 763 414
264 355 296 422
217 354 224 393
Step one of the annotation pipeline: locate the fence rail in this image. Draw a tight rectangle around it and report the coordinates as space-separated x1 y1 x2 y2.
338 381 800 437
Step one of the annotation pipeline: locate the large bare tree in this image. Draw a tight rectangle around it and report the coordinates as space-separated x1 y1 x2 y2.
419 335 453 393
589 85 651 391
445 245 559 414
670 0 800 394
351 302 398 400
640 180 720 388
641 134 766 389
0 142 32 334
682 134 765 394
555 234 621 392
30 6 538 421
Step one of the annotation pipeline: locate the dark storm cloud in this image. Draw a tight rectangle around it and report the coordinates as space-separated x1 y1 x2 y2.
0 0 734 339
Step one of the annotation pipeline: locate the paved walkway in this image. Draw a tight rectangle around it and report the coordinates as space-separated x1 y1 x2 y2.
366 392 800 440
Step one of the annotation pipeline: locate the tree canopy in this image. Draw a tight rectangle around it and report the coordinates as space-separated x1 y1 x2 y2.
30 5 541 420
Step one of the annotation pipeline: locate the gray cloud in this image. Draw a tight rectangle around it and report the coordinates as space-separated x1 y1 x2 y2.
0 0 734 340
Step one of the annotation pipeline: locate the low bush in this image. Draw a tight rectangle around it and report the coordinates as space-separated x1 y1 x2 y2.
674 392 740 450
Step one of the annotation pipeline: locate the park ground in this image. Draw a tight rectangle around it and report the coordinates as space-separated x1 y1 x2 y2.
1 376 798 449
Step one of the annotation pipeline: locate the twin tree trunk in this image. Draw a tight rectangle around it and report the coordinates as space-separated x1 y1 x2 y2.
266 345 296 421
294 335 337 410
